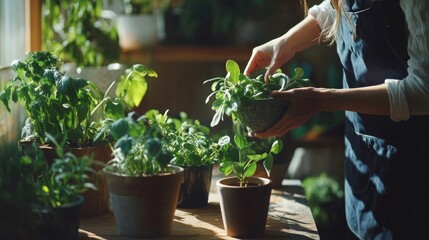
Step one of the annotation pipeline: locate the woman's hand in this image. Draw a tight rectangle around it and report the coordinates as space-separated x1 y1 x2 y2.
250 87 328 138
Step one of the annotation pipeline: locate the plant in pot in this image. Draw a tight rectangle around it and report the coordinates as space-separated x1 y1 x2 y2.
150 111 222 208
101 109 184 237
0 135 97 240
115 0 169 51
42 0 124 95
204 59 313 133
204 59 311 189
213 121 283 238
0 51 157 217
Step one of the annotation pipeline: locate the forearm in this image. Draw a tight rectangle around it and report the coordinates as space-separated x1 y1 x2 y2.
321 84 391 115
282 15 323 56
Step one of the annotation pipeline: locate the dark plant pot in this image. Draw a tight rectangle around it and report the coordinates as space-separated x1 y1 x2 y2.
104 165 184 237
33 195 84 240
216 177 272 238
177 165 213 209
237 99 288 132
19 140 112 218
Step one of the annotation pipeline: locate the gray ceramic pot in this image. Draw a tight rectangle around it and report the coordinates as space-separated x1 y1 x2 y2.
237 99 288 132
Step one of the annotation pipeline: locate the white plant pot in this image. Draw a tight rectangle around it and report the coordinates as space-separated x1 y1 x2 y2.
117 14 158 51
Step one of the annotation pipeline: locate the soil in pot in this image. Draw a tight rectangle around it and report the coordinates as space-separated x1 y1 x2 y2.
177 165 213 209
216 177 272 238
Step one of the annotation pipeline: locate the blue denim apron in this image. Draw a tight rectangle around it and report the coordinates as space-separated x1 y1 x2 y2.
336 0 429 239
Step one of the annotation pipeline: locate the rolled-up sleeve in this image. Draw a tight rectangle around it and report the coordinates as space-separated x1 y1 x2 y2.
308 0 335 41
387 0 429 121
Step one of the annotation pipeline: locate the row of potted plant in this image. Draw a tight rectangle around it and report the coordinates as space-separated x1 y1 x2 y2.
0 52 311 238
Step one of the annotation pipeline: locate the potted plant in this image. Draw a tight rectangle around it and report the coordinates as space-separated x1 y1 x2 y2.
115 0 169 51
0 135 97 240
0 51 156 217
102 110 184 237
204 59 312 132
150 111 222 208
42 0 124 95
214 121 283 238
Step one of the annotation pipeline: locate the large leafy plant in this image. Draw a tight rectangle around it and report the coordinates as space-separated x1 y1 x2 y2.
0 51 156 147
204 59 312 128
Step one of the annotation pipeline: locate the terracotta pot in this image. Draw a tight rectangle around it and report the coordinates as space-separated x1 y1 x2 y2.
31 142 112 218
177 165 213 209
216 176 272 238
104 165 184 237
33 195 84 240
253 161 289 188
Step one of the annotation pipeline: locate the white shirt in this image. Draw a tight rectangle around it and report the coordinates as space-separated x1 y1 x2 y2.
309 0 429 121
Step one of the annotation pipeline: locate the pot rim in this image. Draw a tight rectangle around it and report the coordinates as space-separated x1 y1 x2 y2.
216 176 272 189
103 164 184 178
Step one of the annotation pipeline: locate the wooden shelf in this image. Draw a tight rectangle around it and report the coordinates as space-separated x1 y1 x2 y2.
120 44 253 64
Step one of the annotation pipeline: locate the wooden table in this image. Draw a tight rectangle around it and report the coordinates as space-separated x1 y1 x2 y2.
79 168 320 240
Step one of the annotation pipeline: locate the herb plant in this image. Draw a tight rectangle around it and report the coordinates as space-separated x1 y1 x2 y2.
104 110 173 176
148 111 222 167
0 51 156 147
204 59 312 128
215 121 283 187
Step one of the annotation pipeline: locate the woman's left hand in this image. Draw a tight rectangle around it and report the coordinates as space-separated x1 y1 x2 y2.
250 87 327 138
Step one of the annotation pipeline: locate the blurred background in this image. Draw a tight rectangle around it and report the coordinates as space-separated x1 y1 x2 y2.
0 0 347 238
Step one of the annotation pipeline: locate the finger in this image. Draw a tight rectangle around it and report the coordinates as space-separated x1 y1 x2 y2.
270 89 295 100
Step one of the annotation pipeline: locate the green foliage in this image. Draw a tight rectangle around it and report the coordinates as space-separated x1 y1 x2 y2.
104 111 173 176
0 51 156 147
302 173 344 225
150 111 222 167
204 59 296 186
42 0 120 66
204 59 312 128
216 127 283 187
32 135 98 208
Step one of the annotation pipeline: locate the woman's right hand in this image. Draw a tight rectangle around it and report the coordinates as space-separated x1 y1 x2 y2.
244 36 296 83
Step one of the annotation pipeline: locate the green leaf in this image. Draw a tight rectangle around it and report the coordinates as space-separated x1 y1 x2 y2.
226 60 240 84
270 140 283 154
104 99 125 120
243 162 257 177
234 134 246 149
263 155 273 177
218 135 230 146
110 118 129 140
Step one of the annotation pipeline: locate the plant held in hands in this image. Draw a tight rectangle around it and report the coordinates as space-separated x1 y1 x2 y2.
204 59 312 132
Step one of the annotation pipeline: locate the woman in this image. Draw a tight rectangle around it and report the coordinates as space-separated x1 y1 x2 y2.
245 0 429 239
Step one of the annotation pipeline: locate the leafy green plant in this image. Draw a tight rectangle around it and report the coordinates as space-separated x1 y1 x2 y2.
302 173 344 225
104 110 173 176
148 111 223 167
0 51 156 147
216 124 283 187
32 135 98 208
204 59 312 128
42 0 120 67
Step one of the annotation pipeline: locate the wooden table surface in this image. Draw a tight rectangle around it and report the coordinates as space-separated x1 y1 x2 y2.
78 168 320 240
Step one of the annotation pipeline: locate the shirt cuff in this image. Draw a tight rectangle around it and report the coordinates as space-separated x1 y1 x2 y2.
386 79 410 121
